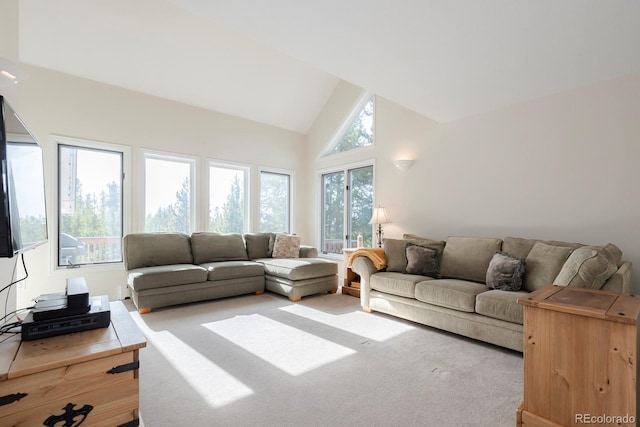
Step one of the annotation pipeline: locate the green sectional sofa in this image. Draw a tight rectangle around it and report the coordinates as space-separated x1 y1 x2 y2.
123 232 338 312
352 234 632 352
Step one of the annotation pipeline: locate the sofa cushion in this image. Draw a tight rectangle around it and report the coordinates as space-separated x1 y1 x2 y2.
486 252 526 291
200 260 265 281
244 233 274 259
257 257 337 281
403 234 446 258
191 233 248 264
383 238 409 272
501 236 582 260
404 244 440 277
475 290 528 324
523 242 573 292
370 272 430 298
272 234 301 258
439 237 503 283
415 279 488 312
553 244 619 290
128 264 208 292
123 233 194 270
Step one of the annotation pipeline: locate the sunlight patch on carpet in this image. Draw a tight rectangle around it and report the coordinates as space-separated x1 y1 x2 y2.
202 314 356 376
131 312 254 408
278 304 414 341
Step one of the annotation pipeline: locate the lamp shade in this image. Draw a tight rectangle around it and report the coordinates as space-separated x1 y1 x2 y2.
369 206 391 225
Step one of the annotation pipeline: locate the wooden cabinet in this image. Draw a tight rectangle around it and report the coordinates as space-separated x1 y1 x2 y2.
0 300 146 426
342 248 361 298
517 285 640 427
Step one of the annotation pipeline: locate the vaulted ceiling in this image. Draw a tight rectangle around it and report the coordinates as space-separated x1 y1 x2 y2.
17 0 640 133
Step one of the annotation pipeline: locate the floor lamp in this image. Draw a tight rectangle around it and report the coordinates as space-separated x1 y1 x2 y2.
369 206 391 248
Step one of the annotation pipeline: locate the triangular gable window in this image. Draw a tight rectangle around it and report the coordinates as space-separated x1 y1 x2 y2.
331 96 374 153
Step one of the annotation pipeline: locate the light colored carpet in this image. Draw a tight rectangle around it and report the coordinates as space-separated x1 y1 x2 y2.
126 292 523 427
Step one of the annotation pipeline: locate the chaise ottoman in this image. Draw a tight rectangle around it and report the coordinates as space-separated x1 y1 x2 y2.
256 257 339 301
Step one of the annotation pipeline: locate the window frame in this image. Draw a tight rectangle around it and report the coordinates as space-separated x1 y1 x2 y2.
317 159 375 258
50 135 131 272
207 159 251 234
258 167 295 234
140 149 198 234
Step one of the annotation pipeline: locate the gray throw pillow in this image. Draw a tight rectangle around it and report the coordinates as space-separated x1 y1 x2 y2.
404 244 440 277
486 252 526 291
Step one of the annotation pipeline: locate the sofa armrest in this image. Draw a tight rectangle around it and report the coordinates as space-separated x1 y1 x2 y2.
352 257 380 311
601 260 633 294
299 245 318 258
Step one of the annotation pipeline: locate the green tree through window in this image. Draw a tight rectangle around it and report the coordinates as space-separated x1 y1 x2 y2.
333 96 374 153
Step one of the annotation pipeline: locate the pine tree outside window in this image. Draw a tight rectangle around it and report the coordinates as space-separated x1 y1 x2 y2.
55 136 131 268
209 162 249 233
143 152 196 234
332 96 374 153
259 170 292 233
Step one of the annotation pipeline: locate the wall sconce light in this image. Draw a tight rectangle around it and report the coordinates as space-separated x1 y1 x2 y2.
369 206 391 248
394 159 414 171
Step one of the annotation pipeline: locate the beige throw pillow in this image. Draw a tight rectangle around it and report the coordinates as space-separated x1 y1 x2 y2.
553 245 619 290
272 234 301 258
523 242 572 292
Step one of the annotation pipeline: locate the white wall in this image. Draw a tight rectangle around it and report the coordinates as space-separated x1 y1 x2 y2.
0 64 307 315
307 74 640 290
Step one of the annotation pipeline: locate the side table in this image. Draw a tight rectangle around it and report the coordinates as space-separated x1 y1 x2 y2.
0 300 146 426
342 248 361 297
516 285 640 427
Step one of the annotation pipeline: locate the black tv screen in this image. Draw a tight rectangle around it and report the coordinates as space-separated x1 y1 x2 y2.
0 95 48 257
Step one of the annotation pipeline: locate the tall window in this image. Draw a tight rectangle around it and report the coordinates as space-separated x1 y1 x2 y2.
332 96 374 154
143 152 195 234
57 139 128 267
321 164 374 254
259 170 292 233
209 162 248 233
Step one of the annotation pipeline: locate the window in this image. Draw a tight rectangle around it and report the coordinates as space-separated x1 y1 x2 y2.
331 96 374 154
143 152 196 234
208 162 249 233
56 137 130 267
321 164 374 254
259 170 292 233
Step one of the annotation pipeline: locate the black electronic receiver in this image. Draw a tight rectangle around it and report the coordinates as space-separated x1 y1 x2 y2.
21 295 111 341
32 277 90 321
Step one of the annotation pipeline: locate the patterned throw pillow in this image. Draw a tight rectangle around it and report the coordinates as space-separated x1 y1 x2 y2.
486 251 526 291
272 234 301 258
404 244 440 277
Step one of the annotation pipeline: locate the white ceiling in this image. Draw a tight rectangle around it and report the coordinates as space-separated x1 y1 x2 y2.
17 0 640 133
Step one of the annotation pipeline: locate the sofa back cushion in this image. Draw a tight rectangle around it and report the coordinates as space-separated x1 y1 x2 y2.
523 242 573 292
440 236 502 283
244 233 274 259
191 233 248 264
383 238 409 272
502 236 582 259
123 233 193 270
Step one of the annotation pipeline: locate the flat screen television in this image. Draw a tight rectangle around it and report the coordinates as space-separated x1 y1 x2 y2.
0 95 48 257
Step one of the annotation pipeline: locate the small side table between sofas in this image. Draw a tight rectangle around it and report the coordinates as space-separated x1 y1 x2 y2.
342 248 361 297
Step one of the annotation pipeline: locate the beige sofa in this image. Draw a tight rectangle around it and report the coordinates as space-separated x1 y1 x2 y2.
124 232 338 313
352 235 633 352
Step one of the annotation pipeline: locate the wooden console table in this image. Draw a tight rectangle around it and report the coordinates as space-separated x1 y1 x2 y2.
517 285 640 427
0 300 146 426
342 248 361 297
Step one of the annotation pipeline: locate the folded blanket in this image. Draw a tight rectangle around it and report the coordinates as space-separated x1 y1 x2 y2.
347 248 387 270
